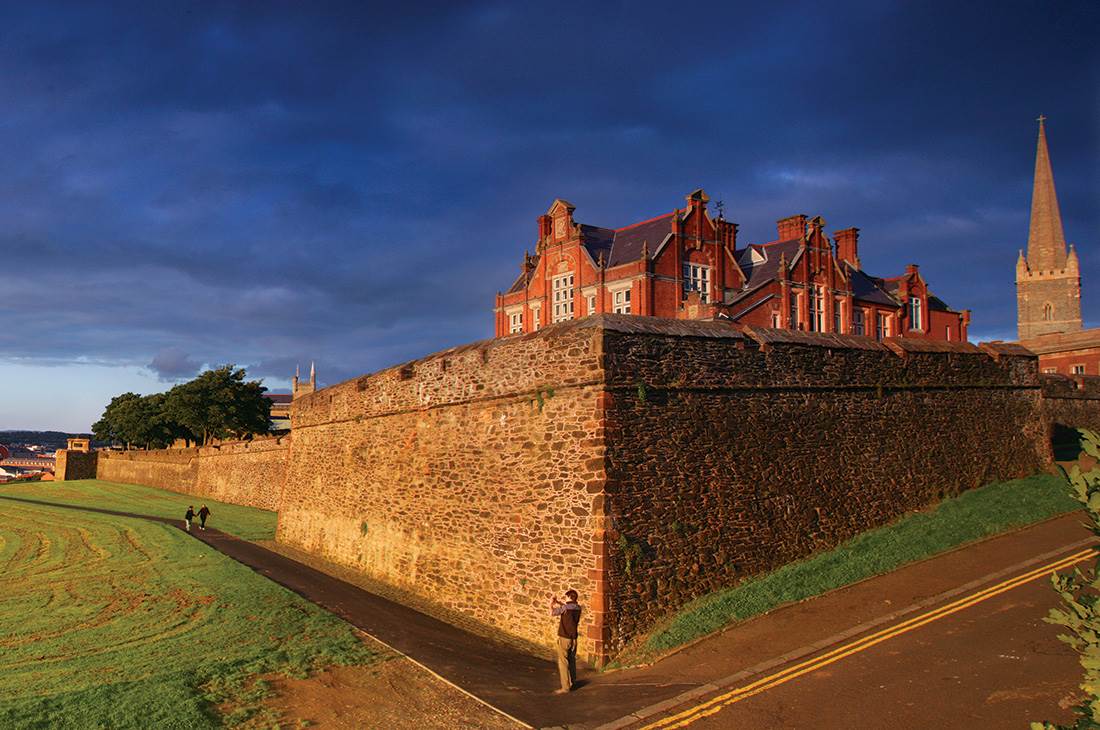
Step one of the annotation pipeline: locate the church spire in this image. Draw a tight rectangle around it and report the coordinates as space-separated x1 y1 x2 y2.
1025 116 1068 272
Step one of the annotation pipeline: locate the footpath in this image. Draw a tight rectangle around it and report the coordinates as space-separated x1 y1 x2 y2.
190 511 1091 729
5 493 1086 728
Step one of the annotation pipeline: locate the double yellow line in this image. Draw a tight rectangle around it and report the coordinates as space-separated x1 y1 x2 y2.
642 548 1095 730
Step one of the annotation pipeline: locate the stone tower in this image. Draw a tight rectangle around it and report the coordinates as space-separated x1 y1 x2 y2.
292 362 316 400
1016 117 1082 339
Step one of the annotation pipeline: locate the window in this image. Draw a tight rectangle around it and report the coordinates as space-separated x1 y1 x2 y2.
530 305 541 330
1043 302 1054 321
908 296 922 331
682 263 711 302
1072 364 1086 375
771 311 780 328
508 311 522 334
852 307 865 336
834 299 842 334
945 326 952 341
876 312 890 340
612 288 632 314
789 294 800 330
587 293 597 314
552 273 575 322
1042 367 1057 374
807 286 825 332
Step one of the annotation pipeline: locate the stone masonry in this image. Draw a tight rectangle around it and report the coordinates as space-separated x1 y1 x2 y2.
63 314 1099 665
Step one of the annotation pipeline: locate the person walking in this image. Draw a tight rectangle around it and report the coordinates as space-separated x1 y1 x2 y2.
184 505 195 532
550 589 581 694
197 504 211 530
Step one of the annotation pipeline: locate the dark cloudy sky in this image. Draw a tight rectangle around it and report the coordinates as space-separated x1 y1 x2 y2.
1 1 1096 431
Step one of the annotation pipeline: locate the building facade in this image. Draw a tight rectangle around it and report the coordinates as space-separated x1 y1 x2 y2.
494 190 969 340
1015 118 1098 375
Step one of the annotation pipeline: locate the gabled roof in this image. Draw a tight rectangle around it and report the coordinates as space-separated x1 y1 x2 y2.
589 213 676 268
845 264 900 307
738 239 802 288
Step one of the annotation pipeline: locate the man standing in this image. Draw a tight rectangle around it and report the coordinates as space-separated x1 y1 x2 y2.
197 504 211 530
550 589 581 694
184 505 195 532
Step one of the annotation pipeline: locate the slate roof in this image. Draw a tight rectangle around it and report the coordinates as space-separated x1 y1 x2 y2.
594 214 675 268
264 393 293 404
845 265 900 307
1017 327 1100 355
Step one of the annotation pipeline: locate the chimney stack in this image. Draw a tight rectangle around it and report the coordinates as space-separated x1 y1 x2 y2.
834 227 861 269
776 214 808 241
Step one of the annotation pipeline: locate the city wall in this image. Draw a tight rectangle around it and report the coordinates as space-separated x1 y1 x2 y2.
92 437 288 511
279 322 607 660
1041 373 1100 436
53 315 1100 664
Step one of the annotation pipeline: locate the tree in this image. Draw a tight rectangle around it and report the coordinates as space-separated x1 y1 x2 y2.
1034 428 1100 730
92 392 182 449
91 393 143 448
162 365 271 446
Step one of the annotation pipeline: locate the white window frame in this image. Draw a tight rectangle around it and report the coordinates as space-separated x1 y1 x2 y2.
833 298 843 334
789 292 800 330
552 273 575 323
682 263 711 303
852 307 865 336
908 296 923 331
1042 367 1058 374
609 283 633 314
1072 364 1086 375
505 306 523 334
530 304 542 330
876 312 890 340
808 286 825 332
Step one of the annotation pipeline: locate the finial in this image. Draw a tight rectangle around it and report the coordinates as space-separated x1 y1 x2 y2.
295 363 300 379
641 240 649 259
597 251 605 268
716 200 725 220
1037 114 1047 126
310 361 315 380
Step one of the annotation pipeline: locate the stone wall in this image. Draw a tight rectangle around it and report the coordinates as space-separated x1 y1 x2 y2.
280 322 608 660
95 437 288 511
1041 373 1100 436
54 449 99 480
595 320 1048 655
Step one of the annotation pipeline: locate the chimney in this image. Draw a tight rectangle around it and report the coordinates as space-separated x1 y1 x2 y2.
834 227 860 269
776 214 807 241
537 214 552 241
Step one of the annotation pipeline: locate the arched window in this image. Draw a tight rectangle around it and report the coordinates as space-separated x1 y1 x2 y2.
1043 302 1054 321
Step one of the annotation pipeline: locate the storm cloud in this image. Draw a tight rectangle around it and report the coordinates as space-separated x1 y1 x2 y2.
0 1 1096 429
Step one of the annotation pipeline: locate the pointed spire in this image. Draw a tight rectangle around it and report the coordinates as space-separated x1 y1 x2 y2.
1025 116 1068 271
309 361 316 385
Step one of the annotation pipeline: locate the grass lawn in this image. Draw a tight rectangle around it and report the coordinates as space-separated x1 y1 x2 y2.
0 479 277 540
622 472 1079 666
0 493 381 729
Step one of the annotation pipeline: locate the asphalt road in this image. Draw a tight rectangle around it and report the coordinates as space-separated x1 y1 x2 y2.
636 551 1085 730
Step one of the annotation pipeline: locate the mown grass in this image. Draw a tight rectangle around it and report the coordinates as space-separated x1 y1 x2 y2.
622 473 1078 666
0 479 277 540
0 496 382 729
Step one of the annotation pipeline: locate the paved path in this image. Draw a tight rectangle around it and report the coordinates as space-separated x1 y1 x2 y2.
3 494 1091 729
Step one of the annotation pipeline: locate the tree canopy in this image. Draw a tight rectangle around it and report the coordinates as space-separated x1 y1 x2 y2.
92 365 272 448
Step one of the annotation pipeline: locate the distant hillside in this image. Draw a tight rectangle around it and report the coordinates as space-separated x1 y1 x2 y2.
0 431 96 449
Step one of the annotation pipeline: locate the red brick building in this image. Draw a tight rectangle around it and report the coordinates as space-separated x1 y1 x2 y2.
494 190 969 340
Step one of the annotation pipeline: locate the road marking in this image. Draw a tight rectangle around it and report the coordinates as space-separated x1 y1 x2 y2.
641 548 1094 729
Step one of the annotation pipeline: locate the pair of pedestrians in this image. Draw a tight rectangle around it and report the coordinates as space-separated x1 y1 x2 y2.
183 504 211 532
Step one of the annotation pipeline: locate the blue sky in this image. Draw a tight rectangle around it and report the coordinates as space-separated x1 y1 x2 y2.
0 1 1096 432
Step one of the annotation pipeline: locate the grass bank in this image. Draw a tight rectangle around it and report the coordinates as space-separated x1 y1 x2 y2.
0 479 277 540
621 473 1077 666
0 495 381 729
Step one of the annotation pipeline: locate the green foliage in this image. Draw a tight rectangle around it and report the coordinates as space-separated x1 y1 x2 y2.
1033 428 1100 730
0 490 381 729
617 534 648 576
0 479 277 541
92 392 177 449
164 365 272 446
94 365 272 449
636 381 648 404
619 473 1077 666
532 385 555 412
